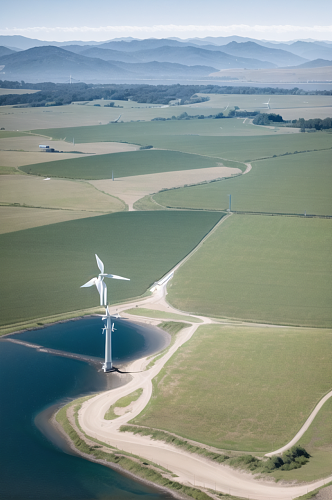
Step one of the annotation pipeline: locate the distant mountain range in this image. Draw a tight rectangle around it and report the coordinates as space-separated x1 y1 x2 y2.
0 35 331 84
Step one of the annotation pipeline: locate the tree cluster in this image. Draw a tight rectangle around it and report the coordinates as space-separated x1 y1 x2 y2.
253 113 285 125
292 117 332 131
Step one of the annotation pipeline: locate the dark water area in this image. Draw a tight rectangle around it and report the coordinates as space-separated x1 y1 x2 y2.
8 316 168 365
0 319 173 500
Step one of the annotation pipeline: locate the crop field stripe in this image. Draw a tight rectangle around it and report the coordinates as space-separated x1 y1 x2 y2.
0 211 222 326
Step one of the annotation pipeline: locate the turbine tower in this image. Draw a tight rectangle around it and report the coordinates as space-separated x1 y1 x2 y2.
263 98 271 109
81 254 130 306
102 305 116 372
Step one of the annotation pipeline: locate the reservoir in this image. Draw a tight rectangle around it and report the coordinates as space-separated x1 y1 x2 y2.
0 317 173 500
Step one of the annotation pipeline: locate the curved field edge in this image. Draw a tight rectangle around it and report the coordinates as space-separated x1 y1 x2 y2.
55 397 217 500
166 215 332 328
131 324 332 458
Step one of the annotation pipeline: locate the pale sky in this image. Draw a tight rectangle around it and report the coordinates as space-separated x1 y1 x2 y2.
1 0 332 42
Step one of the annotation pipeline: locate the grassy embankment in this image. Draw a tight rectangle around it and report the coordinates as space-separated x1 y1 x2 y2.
166 215 332 327
105 388 144 420
131 324 332 480
0 210 222 328
153 149 332 216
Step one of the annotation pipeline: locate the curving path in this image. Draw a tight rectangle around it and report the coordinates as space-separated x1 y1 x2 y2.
78 214 332 500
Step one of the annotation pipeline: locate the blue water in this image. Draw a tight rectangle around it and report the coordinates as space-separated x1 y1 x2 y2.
10 316 167 364
0 319 173 500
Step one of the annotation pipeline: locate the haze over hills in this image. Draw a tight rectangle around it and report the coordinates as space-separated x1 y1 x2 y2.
0 35 331 84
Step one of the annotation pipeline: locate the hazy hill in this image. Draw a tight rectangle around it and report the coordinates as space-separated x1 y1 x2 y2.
0 46 134 82
79 47 143 63
281 41 332 60
220 41 307 67
97 38 189 52
0 45 217 83
129 45 275 69
0 46 17 57
293 58 332 69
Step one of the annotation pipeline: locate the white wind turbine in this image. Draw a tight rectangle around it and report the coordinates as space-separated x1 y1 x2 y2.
81 254 130 306
263 97 271 109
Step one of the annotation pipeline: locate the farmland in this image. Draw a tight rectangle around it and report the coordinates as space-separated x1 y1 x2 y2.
132 324 332 456
153 148 332 215
0 210 222 327
166 215 332 327
1 87 332 488
19 150 225 180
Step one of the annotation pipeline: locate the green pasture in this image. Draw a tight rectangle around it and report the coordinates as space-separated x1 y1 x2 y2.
31 121 332 162
153 149 332 215
167 215 332 327
132 324 332 453
0 211 222 327
0 130 29 139
19 150 221 180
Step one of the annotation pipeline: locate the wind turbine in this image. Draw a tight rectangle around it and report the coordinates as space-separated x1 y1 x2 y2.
263 98 271 109
81 254 130 306
102 305 116 372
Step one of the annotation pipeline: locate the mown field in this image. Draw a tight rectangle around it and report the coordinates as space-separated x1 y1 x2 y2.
0 211 222 327
132 324 332 453
166 214 332 327
153 149 332 215
19 150 223 180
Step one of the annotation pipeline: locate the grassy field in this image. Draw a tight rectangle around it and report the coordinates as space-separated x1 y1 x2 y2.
132 324 332 454
153 149 332 216
0 175 126 213
0 210 222 326
0 206 107 234
31 121 332 162
19 150 223 180
166 214 332 327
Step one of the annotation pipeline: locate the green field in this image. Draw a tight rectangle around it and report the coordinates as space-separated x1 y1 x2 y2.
166 215 332 327
0 210 222 327
132 324 332 452
19 150 223 180
31 121 332 162
153 149 332 215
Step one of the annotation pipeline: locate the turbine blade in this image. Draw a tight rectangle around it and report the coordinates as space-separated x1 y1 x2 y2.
81 277 97 288
95 277 103 295
95 254 104 274
105 274 130 281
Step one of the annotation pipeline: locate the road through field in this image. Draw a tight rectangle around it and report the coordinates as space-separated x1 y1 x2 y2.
78 215 332 499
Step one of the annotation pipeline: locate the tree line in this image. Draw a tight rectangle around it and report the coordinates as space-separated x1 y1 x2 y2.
0 80 331 108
